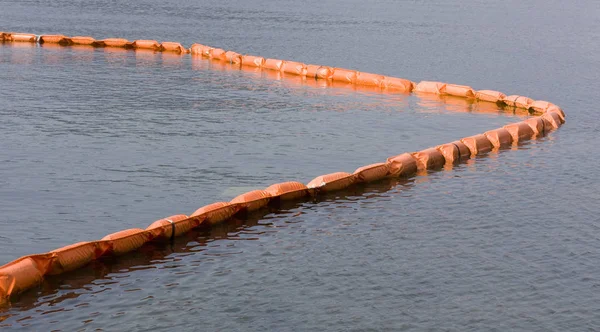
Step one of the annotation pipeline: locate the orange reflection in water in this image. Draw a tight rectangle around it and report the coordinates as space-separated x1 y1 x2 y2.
161 50 186 68
415 92 531 118
1 42 37 65
134 48 161 67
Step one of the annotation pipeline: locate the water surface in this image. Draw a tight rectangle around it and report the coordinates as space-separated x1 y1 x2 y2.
1 0 599 331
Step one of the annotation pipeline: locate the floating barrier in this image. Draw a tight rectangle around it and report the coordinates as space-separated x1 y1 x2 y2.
146 214 196 241
445 84 475 98
0 32 566 304
475 90 506 103
461 134 494 156
132 39 161 51
387 153 418 178
209 48 226 60
224 51 242 64
190 43 213 57
281 61 306 76
414 81 446 94
484 128 513 148
70 36 96 46
412 148 446 171
356 72 385 87
436 141 471 165
241 54 265 68
99 38 129 48
307 172 357 192
503 122 535 143
331 68 357 84
190 202 239 226
160 42 188 53
265 182 309 201
503 95 534 109
231 190 272 212
381 77 414 92
48 241 108 275
7 33 37 43
39 35 71 45
306 65 333 80
263 58 284 71
354 163 390 183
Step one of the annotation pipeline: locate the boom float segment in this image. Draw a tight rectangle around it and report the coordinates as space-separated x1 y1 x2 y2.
0 32 566 304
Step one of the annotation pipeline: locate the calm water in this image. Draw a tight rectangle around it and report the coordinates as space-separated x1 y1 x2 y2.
1 0 599 331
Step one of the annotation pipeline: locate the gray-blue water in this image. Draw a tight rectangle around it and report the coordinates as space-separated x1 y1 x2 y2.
1 0 599 330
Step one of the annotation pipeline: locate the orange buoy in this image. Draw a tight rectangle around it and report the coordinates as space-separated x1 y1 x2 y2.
100 38 130 48
541 111 563 129
414 81 446 94
161 42 187 53
484 128 513 148
529 100 554 113
71 36 96 46
306 65 333 80
224 51 242 64
331 68 357 84
132 39 161 50
101 228 151 256
523 117 547 136
145 214 195 241
209 48 226 60
386 153 418 178
263 58 284 71
436 141 471 164
190 43 213 56
546 105 565 120
461 134 493 155
503 95 534 109
0 255 50 300
48 241 109 275
307 172 356 192
265 181 309 201
353 163 390 182
241 54 265 67
190 202 240 225
475 90 506 103
11 33 36 43
230 190 272 212
39 35 71 45
444 84 475 98
281 61 307 76
412 148 446 170
355 72 385 87
381 76 415 92
503 121 535 143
